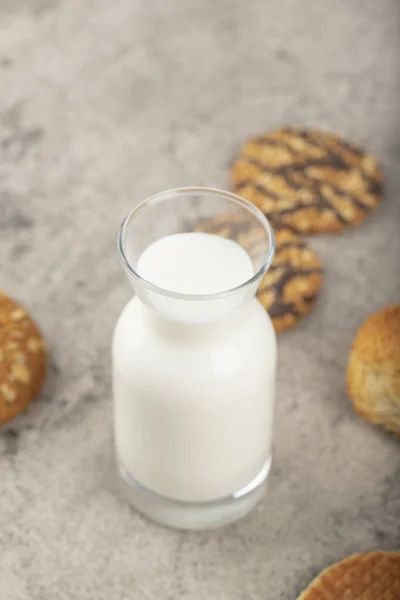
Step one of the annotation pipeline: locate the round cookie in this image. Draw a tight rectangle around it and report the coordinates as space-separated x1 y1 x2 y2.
194 216 323 333
0 291 47 424
232 127 383 233
297 552 400 600
347 304 400 436
258 222 323 332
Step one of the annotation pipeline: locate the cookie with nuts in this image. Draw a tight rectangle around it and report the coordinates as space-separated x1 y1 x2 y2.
347 304 400 436
0 291 47 424
194 215 323 332
232 127 383 233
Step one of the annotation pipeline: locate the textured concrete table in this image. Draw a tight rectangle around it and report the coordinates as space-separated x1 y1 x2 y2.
1 1 399 598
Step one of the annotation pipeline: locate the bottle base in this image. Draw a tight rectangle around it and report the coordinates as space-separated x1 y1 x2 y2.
118 458 271 530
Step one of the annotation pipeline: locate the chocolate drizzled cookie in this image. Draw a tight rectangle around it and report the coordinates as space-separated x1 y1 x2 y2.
194 215 323 333
232 127 383 233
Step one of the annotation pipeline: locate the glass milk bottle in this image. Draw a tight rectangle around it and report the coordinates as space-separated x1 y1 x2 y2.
113 187 276 529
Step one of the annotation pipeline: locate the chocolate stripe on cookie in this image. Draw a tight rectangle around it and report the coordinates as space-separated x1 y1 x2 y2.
285 170 373 214
267 302 301 319
235 178 280 199
239 154 378 201
236 178 350 224
271 128 381 189
273 240 305 251
258 267 322 291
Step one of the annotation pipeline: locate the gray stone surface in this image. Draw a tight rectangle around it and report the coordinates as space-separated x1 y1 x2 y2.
1 0 399 598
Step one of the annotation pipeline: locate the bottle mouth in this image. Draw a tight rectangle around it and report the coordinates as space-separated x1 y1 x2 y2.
117 186 275 302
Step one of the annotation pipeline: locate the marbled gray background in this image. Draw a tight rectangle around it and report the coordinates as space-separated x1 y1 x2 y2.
0 0 399 598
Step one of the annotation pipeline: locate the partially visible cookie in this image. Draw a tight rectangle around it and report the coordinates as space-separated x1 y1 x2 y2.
232 127 383 233
194 215 323 333
0 292 47 424
258 222 323 332
297 552 400 600
347 304 400 436
193 213 265 256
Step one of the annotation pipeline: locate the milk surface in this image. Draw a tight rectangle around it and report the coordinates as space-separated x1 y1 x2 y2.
113 232 276 503
136 232 254 295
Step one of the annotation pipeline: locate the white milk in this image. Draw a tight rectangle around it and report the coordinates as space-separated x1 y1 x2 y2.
136 232 254 295
113 232 276 504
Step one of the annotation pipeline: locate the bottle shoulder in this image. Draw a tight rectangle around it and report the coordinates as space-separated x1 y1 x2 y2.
113 297 276 360
113 297 277 393
114 296 275 335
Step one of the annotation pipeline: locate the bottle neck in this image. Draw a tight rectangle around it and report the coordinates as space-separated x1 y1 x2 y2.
138 295 254 338
134 282 258 327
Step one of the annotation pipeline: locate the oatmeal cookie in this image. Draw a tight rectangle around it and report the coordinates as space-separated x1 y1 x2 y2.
347 304 400 436
0 291 47 424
